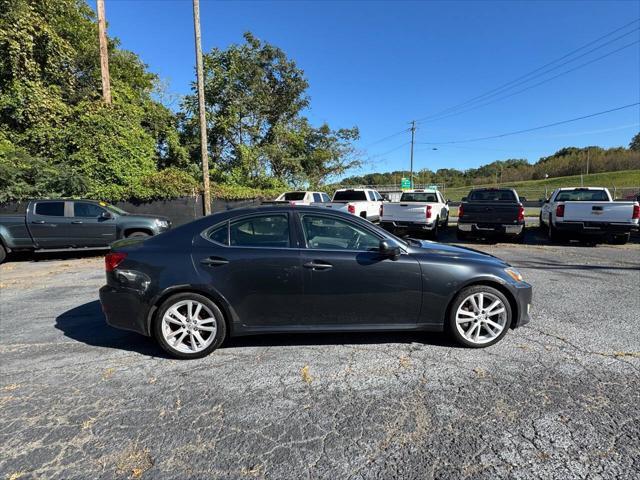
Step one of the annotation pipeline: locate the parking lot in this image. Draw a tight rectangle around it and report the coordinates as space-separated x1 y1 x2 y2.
1 228 639 480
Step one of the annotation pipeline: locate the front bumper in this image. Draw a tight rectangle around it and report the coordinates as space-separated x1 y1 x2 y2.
458 222 524 236
511 282 532 328
99 285 151 336
381 220 436 232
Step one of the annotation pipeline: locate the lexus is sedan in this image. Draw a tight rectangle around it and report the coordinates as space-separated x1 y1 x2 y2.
99 205 532 359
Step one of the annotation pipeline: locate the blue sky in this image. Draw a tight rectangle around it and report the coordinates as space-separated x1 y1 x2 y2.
96 0 639 177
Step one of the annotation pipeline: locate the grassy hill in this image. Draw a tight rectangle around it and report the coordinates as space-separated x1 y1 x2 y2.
443 169 640 201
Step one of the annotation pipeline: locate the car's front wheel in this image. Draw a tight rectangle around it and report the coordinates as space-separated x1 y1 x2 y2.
449 285 512 348
153 293 227 359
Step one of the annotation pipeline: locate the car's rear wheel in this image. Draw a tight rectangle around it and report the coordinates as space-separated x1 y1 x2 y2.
449 285 512 348
609 232 630 245
127 230 151 238
153 293 227 359
0 244 6 264
548 216 563 243
430 218 439 239
456 229 469 241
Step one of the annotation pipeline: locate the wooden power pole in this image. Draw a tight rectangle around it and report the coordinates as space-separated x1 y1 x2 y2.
409 120 416 188
192 0 211 215
96 0 111 104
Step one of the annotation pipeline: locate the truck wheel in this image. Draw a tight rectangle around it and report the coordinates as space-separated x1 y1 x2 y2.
126 231 151 238
456 230 468 241
442 214 449 229
538 212 546 232
430 218 439 240
610 233 630 245
548 216 562 243
0 244 6 264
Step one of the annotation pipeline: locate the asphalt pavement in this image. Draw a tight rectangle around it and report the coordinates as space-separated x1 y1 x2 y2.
0 228 639 479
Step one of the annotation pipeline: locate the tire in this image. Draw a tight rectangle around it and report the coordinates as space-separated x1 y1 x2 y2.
538 213 546 232
610 233 630 245
456 229 469 241
430 218 439 240
514 230 525 243
0 244 6 264
153 293 227 359
126 230 151 238
548 216 562 243
442 213 449 229
448 285 512 348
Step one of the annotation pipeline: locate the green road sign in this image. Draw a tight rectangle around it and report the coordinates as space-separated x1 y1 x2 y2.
401 178 411 190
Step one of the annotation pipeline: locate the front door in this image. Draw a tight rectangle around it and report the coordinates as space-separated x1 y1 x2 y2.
70 202 117 247
191 212 303 330
297 213 422 327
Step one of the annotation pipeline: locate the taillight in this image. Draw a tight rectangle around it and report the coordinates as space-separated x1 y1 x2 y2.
348 204 356 214
380 205 384 217
556 204 565 218
426 205 432 219
105 252 127 272
517 205 524 222
458 204 464 218
633 204 640 220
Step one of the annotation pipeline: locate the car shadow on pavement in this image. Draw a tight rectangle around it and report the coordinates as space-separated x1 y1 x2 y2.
55 300 169 357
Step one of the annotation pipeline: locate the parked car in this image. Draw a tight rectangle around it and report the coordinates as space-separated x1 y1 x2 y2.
456 188 525 242
273 191 331 205
380 189 449 239
310 188 384 221
100 205 532 359
540 187 639 244
0 199 171 263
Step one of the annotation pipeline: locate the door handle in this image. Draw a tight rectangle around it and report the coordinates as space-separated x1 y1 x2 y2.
71 221 83 224
31 220 46 224
304 261 333 270
200 257 229 266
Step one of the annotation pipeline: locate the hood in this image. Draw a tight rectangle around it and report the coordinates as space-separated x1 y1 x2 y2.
409 239 507 264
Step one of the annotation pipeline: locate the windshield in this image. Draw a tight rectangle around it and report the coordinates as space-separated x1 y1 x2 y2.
468 190 517 202
333 190 367 201
555 190 609 201
103 203 128 215
400 192 438 202
281 192 306 201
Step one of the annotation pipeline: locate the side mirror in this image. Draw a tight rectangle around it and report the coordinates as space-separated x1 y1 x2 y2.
520 196 527 202
379 240 401 260
100 211 112 220
461 197 467 202
446 199 450 205
544 199 550 204
382 194 390 202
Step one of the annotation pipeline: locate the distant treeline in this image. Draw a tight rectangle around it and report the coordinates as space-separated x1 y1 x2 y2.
338 139 640 188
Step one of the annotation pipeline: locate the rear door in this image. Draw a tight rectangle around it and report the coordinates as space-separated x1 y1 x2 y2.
296 212 422 327
27 201 73 248
70 201 117 246
191 212 304 329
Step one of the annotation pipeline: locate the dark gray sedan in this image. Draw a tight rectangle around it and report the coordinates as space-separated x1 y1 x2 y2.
99 205 532 359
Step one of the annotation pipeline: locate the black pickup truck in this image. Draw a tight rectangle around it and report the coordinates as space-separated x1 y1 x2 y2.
0 199 171 263
456 188 525 242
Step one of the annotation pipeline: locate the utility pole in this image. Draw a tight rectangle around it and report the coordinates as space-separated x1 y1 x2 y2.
586 148 590 176
409 120 416 188
96 0 111 104
192 0 211 215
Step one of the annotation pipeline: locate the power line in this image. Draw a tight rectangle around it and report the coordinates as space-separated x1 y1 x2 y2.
415 18 640 123
418 102 640 145
416 39 639 124
361 128 410 149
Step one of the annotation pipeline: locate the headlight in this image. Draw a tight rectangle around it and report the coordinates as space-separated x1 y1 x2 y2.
155 219 169 228
504 268 523 282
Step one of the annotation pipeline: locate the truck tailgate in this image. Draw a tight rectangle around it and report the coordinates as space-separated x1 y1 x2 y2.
462 203 520 223
382 203 427 222
310 202 349 212
562 202 634 223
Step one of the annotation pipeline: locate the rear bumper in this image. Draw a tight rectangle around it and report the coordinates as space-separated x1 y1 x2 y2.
555 221 637 235
381 220 436 232
512 282 532 328
457 222 524 236
99 285 151 336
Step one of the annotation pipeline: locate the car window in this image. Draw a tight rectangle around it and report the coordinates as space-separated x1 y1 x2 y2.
400 192 437 202
333 190 367 201
229 215 290 248
301 214 380 251
468 190 517 202
555 190 609 202
34 202 64 217
74 202 105 217
281 192 306 201
207 223 229 245
313 193 322 202
367 191 375 201
375 192 383 201
321 193 331 202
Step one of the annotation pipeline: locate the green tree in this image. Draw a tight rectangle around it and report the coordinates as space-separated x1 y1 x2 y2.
630 132 640 151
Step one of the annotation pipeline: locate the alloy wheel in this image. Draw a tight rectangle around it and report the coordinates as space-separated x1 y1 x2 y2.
161 300 218 354
455 292 507 345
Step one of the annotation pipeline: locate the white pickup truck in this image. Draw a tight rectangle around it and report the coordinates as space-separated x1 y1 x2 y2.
379 189 449 239
540 187 639 244
274 191 331 205
310 188 384 222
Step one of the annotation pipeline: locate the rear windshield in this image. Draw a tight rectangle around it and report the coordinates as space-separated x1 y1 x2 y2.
468 190 517 202
281 192 306 201
555 190 609 202
400 192 438 202
333 190 367 201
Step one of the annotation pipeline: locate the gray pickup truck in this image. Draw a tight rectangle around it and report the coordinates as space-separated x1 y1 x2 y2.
0 199 171 263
